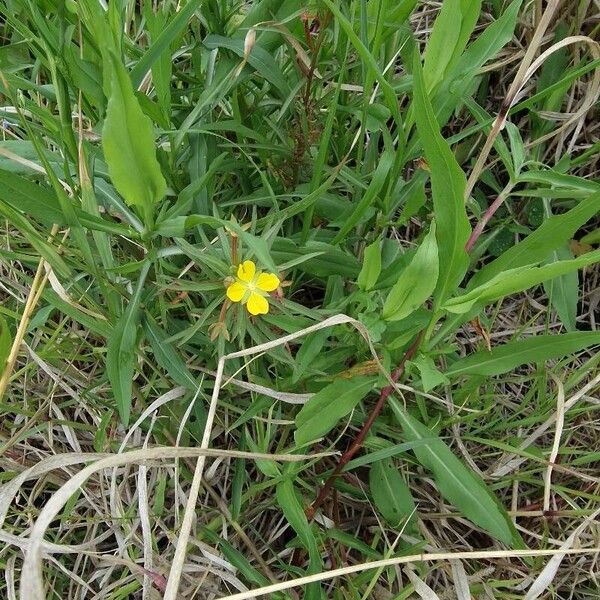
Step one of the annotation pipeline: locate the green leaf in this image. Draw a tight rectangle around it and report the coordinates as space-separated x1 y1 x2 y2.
435 0 523 124
102 52 166 223
203 529 269 588
413 354 449 392
143 315 198 389
423 0 462 90
383 222 439 320
332 150 394 244
390 399 517 546
295 378 374 447
370 458 417 529
292 330 328 383
320 0 402 129
413 54 470 305
131 0 204 88
544 245 578 332
470 191 600 288
357 238 382 291
106 263 150 426
0 168 131 237
0 315 12 373
446 331 600 378
423 0 482 91
444 249 600 313
276 479 321 600
203 35 291 98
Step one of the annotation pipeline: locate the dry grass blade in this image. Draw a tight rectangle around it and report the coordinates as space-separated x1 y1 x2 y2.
543 373 566 513
524 507 600 600
17 447 329 600
164 313 393 599
220 548 600 600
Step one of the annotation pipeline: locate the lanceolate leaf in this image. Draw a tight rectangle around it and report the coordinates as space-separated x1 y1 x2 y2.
390 399 518 546
424 0 482 91
444 249 600 313
434 0 523 125
470 191 600 288
143 315 198 389
102 52 166 223
370 458 417 529
107 262 150 426
544 245 578 332
413 55 470 305
383 222 439 321
446 331 600 378
357 238 382 292
295 378 373 447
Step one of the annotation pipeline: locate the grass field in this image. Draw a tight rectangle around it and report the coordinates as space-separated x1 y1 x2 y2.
0 1 599 598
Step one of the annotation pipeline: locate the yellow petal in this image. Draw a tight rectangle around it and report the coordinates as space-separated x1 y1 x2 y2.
246 292 269 315
237 260 256 282
226 281 246 303
256 272 280 292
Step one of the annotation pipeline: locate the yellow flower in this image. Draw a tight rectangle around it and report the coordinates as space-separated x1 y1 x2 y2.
226 260 280 316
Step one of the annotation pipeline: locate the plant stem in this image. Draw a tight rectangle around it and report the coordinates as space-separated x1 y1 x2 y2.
306 331 423 520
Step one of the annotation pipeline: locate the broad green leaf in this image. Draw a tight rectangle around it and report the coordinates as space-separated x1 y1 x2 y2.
102 52 166 224
413 354 449 392
370 458 416 529
295 378 373 447
0 199 70 277
390 399 517 546
423 0 482 90
413 55 470 305
383 222 439 320
106 263 150 426
0 169 131 237
544 245 578 332
143 315 198 389
470 191 600 288
446 331 600 378
0 316 12 373
444 249 600 313
423 0 462 90
0 140 61 175
357 238 382 291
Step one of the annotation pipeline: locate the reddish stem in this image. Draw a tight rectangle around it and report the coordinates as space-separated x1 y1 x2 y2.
306 332 423 520
308 171 504 517
465 190 509 252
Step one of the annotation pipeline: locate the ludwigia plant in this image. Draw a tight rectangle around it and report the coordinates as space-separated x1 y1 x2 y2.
0 1 599 598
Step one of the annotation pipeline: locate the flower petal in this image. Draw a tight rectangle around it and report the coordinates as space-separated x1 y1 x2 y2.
226 281 246 303
256 272 280 292
246 292 269 315
237 260 256 282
